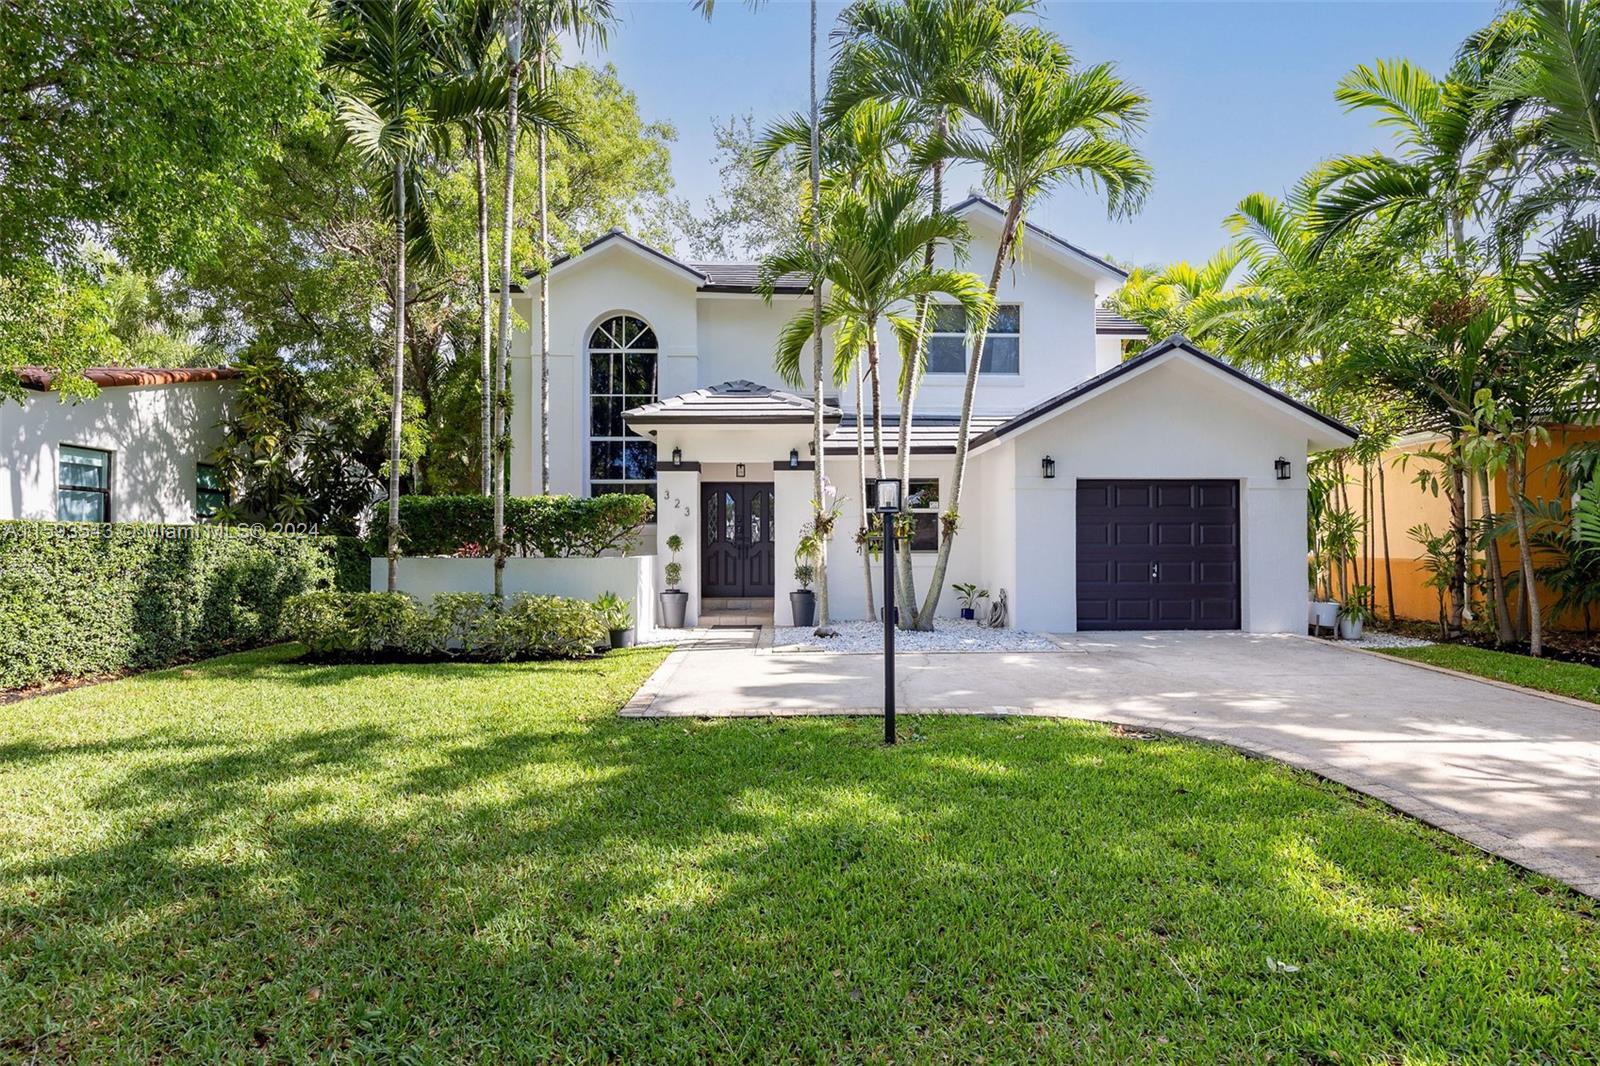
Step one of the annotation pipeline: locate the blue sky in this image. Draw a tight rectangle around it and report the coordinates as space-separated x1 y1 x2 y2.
592 1 1496 267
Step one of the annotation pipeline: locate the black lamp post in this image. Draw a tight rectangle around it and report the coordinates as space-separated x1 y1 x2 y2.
872 477 903 745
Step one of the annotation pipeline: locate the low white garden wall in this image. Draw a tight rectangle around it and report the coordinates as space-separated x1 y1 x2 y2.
371 555 659 631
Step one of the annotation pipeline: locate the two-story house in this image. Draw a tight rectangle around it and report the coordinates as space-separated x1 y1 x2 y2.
508 196 1355 632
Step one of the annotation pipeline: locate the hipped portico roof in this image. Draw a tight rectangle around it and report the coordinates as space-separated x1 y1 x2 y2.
623 380 843 426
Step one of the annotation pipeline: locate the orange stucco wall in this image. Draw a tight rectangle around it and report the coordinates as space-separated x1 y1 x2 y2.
1342 426 1600 629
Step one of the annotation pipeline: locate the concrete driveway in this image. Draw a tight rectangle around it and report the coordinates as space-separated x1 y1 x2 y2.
626 630 1600 897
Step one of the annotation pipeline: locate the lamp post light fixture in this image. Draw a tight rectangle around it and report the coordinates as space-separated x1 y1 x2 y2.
671 446 682 467
1041 455 1056 479
1274 456 1291 481
871 477 903 744
789 448 800 469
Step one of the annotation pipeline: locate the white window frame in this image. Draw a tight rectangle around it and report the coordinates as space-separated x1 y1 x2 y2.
586 313 659 500
925 303 1022 376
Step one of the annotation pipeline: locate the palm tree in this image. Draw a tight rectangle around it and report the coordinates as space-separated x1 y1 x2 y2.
1306 56 1507 632
490 0 527 599
764 178 992 578
527 0 616 499
325 0 501 591
828 0 1032 622
441 0 505 496
760 98 916 617
923 29 1151 627
1110 245 1250 355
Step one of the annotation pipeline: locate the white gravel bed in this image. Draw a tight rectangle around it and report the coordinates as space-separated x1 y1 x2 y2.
772 619 1056 654
1329 630 1434 649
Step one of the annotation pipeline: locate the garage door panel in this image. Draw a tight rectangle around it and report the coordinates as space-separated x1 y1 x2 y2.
1156 522 1194 546
1077 479 1240 631
1115 484 1151 508
1114 523 1151 546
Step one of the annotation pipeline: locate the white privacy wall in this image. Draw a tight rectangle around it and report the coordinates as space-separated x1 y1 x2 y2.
374 555 659 631
0 382 232 522
998 356 1318 634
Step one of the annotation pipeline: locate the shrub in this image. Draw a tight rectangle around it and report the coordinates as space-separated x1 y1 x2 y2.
368 494 654 558
280 591 605 662
0 520 344 690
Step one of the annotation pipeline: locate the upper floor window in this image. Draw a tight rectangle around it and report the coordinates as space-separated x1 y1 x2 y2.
196 463 228 519
927 303 1020 375
588 314 657 501
58 445 111 522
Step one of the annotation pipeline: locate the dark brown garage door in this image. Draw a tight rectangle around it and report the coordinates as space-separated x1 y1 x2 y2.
1076 479 1240 630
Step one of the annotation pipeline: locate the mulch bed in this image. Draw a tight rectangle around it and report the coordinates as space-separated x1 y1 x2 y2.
1373 618 1600 668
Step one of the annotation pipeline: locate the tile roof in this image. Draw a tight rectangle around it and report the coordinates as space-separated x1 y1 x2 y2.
19 366 242 391
624 380 842 424
691 262 812 294
823 413 1010 455
1095 306 1147 335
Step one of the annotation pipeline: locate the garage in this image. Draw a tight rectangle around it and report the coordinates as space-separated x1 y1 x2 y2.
1076 479 1240 630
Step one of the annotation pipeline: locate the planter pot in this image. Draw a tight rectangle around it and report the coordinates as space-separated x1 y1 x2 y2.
658 589 688 629
1311 600 1339 631
960 607 976 621
609 627 636 650
1338 615 1364 641
789 590 816 627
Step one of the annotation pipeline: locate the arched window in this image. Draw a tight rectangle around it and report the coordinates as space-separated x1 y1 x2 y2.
588 314 658 500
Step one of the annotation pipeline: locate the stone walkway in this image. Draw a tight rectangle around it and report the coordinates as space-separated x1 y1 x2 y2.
626 630 1600 898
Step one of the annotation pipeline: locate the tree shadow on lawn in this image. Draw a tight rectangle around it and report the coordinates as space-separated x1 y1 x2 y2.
2 655 1597 1062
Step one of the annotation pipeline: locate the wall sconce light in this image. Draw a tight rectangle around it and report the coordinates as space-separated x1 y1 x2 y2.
1041 455 1056 479
736 463 746 478
789 448 800 469
1275 456 1291 481
808 440 816 457
671 446 682 467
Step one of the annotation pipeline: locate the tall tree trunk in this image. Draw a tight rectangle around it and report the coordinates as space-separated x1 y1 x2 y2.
918 195 1020 627
493 3 524 600
894 149 945 630
537 50 552 496
1378 459 1396 623
1480 466 1515 644
866 332 885 481
475 123 492 496
1447 438 1467 635
1511 452 1542 656
856 357 874 621
808 0 830 630
386 160 408 592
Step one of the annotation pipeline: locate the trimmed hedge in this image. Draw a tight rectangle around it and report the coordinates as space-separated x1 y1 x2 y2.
367 494 653 558
0 521 366 691
281 591 605 661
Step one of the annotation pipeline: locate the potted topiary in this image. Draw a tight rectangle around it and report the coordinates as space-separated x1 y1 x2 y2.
594 591 635 649
1338 584 1375 641
952 582 987 621
658 534 689 628
791 564 817 627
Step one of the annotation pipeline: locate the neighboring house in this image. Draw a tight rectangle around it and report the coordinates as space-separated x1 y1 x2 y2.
508 196 1355 631
1 367 238 524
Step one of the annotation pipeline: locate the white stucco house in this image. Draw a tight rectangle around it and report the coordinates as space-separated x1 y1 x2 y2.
1 367 237 524
508 196 1356 632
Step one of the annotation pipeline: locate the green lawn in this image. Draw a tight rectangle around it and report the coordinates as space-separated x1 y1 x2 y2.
1381 643 1600 706
2 647 1597 1062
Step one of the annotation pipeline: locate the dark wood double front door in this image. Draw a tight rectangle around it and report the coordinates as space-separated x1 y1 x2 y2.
702 482 775 597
